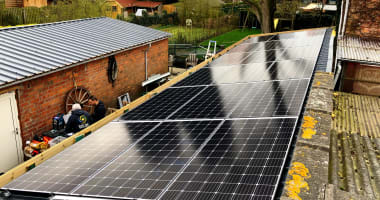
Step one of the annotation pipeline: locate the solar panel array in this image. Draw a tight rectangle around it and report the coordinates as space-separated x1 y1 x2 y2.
3 29 327 200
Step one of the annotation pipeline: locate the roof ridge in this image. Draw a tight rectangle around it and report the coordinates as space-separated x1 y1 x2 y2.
0 17 107 32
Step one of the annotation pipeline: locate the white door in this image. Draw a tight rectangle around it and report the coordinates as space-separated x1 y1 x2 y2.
0 91 23 173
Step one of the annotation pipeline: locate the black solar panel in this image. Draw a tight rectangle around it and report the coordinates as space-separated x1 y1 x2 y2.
70 120 222 199
227 40 290 54
161 118 297 200
2 28 327 200
3 122 160 194
170 79 309 119
173 59 315 87
121 86 205 121
208 52 251 67
242 35 275 43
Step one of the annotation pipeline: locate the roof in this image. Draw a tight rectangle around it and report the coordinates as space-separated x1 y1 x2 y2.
114 0 136 7
338 35 380 65
134 1 162 8
330 92 380 200
115 0 162 8
0 17 170 89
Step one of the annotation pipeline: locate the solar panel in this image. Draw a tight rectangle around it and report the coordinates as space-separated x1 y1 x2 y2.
242 35 275 44
173 59 315 87
71 120 222 199
3 122 160 194
160 118 297 200
208 52 252 67
227 40 289 54
2 28 327 200
170 79 310 119
121 86 205 121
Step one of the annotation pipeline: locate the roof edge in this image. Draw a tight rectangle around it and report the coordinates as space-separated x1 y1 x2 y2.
0 37 169 91
337 58 380 66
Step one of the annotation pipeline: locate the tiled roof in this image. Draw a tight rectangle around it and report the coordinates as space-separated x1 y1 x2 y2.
338 35 380 65
0 17 170 89
115 0 162 8
114 0 136 7
134 1 162 8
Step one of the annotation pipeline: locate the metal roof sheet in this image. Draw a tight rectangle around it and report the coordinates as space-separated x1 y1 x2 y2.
0 17 171 88
338 35 380 65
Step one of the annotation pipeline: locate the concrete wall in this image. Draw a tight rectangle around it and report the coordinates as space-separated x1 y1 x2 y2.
342 62 380 96
345 0 380 38
12 39 168 143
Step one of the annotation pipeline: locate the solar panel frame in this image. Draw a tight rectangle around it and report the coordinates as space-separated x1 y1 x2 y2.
172 59 316 87
3 122 161 195
2 28 328 200
158 118 299 200
120 86 207 121
170 79 311 120
70 120 225 199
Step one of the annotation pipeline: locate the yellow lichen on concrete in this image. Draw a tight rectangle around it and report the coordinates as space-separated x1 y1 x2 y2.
301 116 318 139
286 162 311 200
302 128 316 139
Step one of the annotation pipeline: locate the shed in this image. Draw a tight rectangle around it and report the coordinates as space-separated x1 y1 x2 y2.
337 0 380 96
0 17 170 173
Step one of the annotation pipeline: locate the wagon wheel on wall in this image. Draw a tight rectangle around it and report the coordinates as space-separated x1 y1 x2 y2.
65 87 92 113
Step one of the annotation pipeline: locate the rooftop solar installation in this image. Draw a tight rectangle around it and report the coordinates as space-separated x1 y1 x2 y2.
2 28 327 200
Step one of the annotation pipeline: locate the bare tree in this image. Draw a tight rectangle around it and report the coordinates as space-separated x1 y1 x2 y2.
241 0 276 33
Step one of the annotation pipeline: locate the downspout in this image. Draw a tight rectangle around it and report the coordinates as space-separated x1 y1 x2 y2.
334 60 342 89
337 0 345 37
341 0 350 37
145 43 152 81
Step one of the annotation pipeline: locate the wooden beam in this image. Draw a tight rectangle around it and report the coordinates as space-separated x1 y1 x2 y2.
0 86 22 95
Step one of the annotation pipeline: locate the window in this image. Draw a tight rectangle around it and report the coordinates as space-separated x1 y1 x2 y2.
112 6 117 12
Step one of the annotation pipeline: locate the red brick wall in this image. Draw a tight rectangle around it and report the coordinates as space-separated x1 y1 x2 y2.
14 39 168 143
342 62 380 96
345 0 380 38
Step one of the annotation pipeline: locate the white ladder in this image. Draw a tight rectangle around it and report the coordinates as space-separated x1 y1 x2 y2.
205 40 217 60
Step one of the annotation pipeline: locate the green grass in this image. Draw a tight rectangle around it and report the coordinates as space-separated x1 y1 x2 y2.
161 26 218 44
156 25 175 30
200 28 261 47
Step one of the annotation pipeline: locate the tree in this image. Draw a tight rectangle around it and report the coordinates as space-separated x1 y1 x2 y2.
241 0 276 33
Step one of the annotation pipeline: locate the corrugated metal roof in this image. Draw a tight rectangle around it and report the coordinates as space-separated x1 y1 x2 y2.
0 17 171 88
338 35 380 65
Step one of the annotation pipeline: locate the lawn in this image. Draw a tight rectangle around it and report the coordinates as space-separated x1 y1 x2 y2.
161 26 217 44
200 28 261 47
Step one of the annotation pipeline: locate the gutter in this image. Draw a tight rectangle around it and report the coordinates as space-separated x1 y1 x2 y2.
0 37 169 91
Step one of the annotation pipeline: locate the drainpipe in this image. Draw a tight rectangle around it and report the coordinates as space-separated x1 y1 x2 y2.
341 0 350 37
337 0 345 37
334 60 342 89
145 43 152 81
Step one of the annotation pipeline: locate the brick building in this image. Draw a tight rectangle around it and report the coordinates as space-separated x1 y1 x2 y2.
337 0 380 96
0 17 170 173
